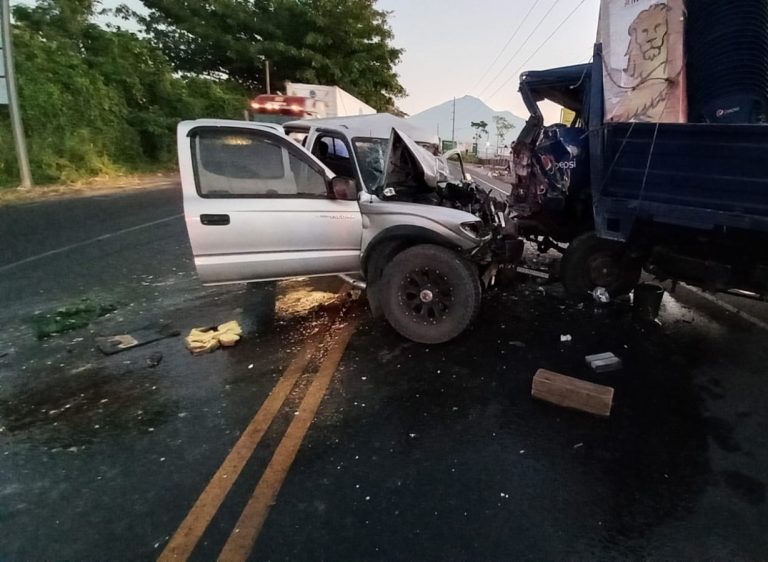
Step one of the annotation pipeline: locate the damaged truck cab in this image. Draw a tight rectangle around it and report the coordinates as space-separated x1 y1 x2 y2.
511 47 768 299
178 115 518 344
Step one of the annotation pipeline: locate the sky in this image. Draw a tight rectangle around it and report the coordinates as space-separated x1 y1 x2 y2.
378 0 601 118
91 0 602 120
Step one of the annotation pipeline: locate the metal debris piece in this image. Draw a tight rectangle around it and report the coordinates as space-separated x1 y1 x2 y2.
96 326 180 356
585 352 623 373
516 265 550 280
592 287 611 304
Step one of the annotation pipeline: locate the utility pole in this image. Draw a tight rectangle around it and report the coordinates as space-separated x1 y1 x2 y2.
1 0 32 188
265 59 271 94
450 96 456 146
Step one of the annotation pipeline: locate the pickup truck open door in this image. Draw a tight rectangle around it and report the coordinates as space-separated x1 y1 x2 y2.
177 120 363 285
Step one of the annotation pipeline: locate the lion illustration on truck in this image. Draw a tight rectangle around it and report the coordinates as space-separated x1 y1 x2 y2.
611 2 674 122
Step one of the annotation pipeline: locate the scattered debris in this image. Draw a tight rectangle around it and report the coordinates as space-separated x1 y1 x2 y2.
532 368 614 417
146 352 164 368
515 265 550 280
585 352 623 373
96 326 180 355
560 334 573 343
592 287 611 304
276 281 339 317
33 298 117 340
185 321 243 355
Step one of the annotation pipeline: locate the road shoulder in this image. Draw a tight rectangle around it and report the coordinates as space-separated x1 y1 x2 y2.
0 172 180 207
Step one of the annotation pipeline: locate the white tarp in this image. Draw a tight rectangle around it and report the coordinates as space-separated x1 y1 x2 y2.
598 0 687 123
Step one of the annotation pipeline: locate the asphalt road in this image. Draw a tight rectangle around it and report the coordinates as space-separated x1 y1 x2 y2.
1 185 767 561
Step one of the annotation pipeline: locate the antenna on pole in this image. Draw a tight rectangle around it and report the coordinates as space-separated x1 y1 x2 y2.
1 0 32 188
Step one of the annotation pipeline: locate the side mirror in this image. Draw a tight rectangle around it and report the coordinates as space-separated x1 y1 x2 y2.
330 177 358 201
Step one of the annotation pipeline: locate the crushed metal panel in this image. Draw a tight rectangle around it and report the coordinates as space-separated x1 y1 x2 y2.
382 128 454 192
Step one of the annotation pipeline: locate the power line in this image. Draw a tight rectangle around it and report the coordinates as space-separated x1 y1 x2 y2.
486 0 589 103
476 0 563 99
471 0 543 93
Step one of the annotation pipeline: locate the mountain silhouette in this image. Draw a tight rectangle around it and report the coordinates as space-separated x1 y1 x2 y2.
407 95 525 147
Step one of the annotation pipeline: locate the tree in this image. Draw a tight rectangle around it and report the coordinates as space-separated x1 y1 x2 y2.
493 115 515 150
1 0 246 186
471 120 489 148
133 0 406 111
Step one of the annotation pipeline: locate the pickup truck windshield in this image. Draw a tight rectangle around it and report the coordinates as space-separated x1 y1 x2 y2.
353 137 464 192
352 138 388 190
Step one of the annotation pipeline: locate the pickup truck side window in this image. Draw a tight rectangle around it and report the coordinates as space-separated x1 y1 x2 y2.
191 129 328 198
312 134 356 180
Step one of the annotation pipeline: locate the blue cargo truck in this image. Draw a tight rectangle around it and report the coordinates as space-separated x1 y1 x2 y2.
511 44 768 300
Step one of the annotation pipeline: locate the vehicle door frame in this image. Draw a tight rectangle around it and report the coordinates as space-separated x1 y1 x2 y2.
306 128 366 191
178 120 365 285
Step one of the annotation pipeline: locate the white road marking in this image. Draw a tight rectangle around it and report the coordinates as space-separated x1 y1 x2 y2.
0 214 183 274
682 283 768 332
473 174 511 197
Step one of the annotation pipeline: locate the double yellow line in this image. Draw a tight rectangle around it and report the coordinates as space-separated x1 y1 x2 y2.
159 309 358 562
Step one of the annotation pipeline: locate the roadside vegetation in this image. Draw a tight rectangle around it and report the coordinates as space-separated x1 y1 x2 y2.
0 0 404 189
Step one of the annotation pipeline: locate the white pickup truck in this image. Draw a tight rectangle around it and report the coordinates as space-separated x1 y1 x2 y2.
178 114 521 343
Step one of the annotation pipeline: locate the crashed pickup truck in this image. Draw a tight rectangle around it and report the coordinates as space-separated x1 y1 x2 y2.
178 114 520 344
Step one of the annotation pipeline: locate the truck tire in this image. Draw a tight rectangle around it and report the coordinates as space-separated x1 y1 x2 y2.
380 244 482 344
561 232 641 297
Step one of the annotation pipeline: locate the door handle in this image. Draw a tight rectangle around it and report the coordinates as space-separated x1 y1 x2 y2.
200 214 230 226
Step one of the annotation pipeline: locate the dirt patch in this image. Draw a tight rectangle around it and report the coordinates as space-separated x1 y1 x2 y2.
0 366 175 447
0 172 179 207
275 279 341 318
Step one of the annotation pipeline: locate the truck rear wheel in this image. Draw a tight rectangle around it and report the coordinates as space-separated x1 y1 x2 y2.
561 232 642 297
380 245 481 344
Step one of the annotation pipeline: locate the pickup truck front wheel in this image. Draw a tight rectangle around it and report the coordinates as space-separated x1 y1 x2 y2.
380 245 481 344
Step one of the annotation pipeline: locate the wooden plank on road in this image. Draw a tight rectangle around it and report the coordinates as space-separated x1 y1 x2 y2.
532 369 614 417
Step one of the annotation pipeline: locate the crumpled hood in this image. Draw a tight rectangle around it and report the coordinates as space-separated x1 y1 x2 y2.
380 128 455 193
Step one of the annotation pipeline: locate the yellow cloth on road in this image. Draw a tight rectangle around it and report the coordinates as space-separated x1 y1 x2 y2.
185 321 243 354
